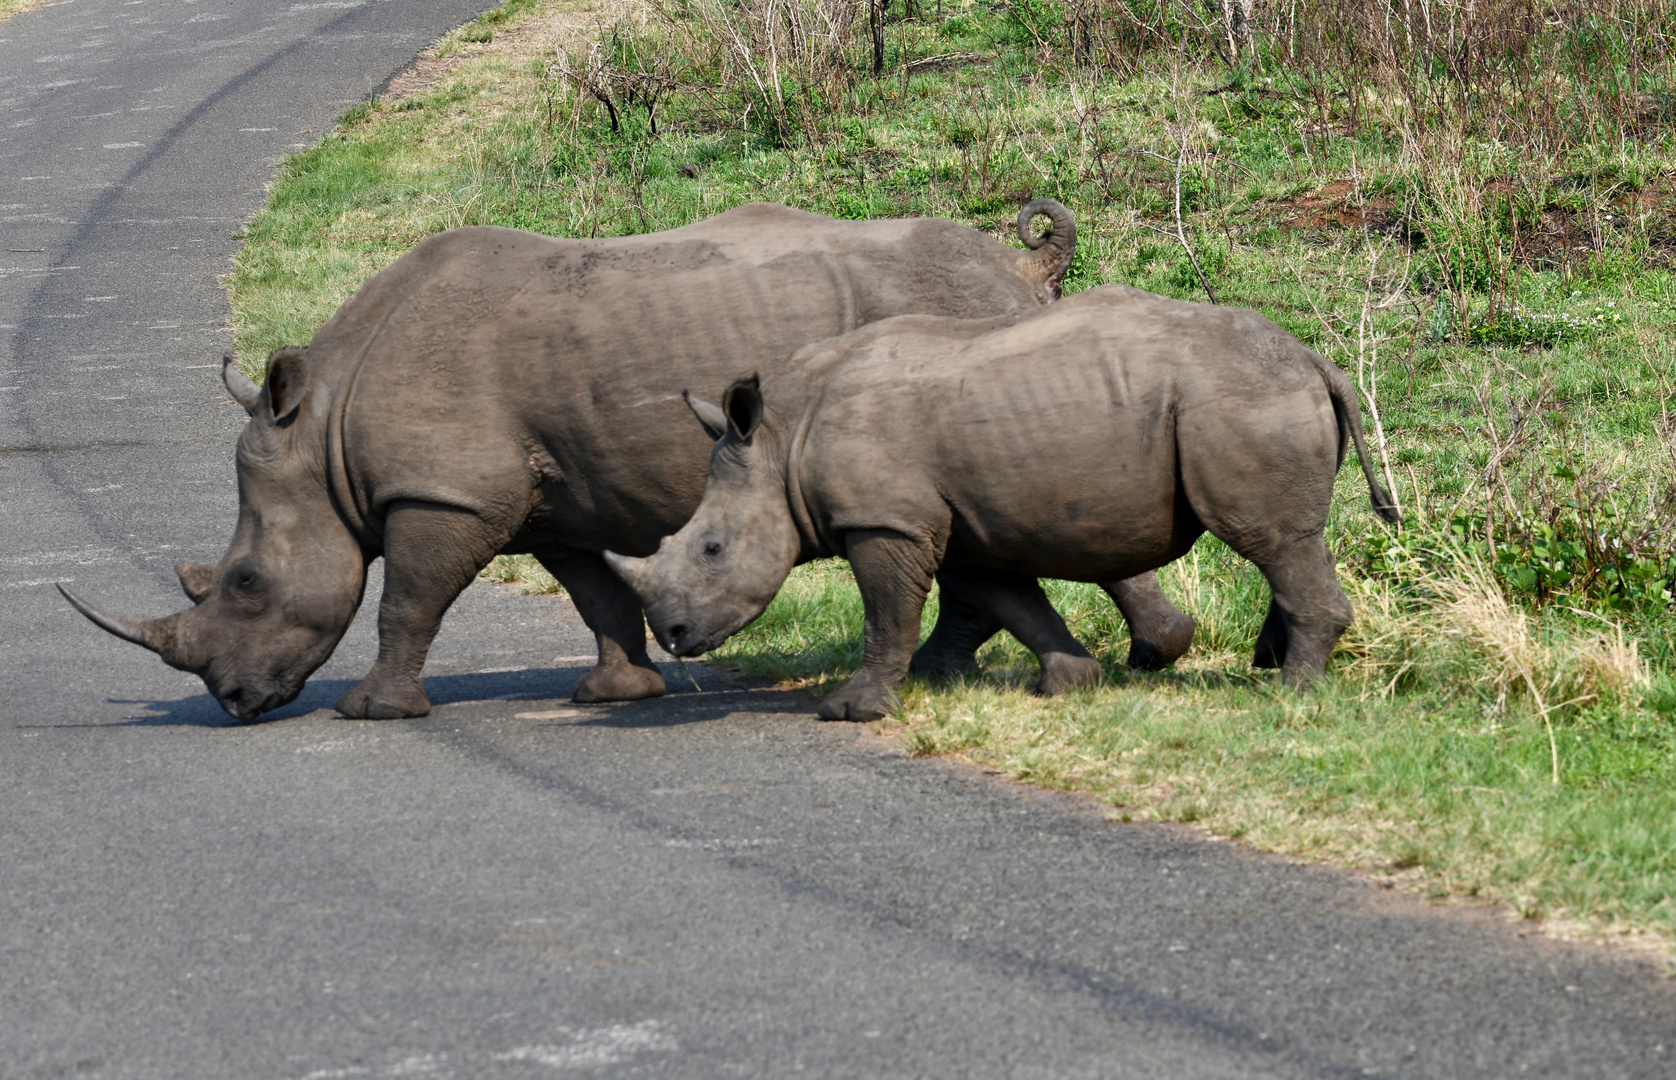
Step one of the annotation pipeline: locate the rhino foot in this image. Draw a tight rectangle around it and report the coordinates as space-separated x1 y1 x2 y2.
1037 652 1103 696
335 677 432 719
572 662 666 704
907 643 982 678
816 673 898 723
1125 608 1197 670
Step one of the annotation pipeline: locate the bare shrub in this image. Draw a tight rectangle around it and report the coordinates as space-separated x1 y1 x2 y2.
643 0 867 144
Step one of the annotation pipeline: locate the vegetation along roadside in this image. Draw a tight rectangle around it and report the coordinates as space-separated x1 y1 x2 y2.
225 0 1676 951
0 0 50 25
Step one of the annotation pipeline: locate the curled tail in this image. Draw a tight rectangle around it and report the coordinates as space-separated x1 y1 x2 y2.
1016 198 1076 300
1312 352 1401 525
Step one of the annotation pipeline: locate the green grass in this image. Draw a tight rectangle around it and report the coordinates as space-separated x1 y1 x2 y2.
711 556 1676 940
0 0 49 22
225 0 1676 948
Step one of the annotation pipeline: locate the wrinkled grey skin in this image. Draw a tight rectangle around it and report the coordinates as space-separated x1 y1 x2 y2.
62 201 1201 721
607 285 1400 722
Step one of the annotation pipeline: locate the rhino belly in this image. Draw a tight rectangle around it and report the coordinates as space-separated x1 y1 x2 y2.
943 472 1198 582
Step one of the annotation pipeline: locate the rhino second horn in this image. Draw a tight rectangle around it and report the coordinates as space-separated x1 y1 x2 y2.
176 561 216 605
222 354 262 415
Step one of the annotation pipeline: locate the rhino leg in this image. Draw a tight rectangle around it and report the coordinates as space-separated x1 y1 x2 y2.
1249 536 1352 687
1101 572 1197 670
536 548 667 704
818 529 938 722
1251 598 1288 670
961 571 1102 696
337 500 507 719
909 571 1002 677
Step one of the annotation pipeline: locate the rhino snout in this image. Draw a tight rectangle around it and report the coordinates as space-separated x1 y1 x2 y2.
218 687 264 723
211 670 305 722
662 623 704 658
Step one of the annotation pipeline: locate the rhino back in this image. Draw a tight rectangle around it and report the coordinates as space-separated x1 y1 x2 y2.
307 212 1043 553
795 286 1337 581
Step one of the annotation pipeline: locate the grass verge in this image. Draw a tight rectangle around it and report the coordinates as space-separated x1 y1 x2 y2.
0 0 49 24
225 0 1676 949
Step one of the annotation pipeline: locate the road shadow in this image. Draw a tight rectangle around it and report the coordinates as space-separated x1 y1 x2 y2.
557 684 815 730
83 663 590 727
80 660 805 728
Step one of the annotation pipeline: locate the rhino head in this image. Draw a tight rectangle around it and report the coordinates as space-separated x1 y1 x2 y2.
604 377 801 658
61 350 367 721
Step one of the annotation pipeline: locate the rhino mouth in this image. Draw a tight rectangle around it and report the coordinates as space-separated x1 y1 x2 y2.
217 679 304 722
658 624 712 658
656 612 757 659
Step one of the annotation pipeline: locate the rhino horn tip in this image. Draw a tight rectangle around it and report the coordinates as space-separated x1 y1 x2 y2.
58 584 155 650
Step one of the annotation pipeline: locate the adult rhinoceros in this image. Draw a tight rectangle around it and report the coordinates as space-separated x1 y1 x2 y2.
63 202 1189 721
605 285 1400 722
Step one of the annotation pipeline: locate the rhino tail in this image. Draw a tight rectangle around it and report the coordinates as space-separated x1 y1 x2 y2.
1316 354 1401 525
1015 198 1076 300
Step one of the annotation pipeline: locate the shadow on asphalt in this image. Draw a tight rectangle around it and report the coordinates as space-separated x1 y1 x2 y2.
54 665 812 729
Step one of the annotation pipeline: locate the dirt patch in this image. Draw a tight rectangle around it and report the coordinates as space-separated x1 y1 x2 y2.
382 51 477 101
380 8 598 103
1264 179 1403 232
1261 175 1676 269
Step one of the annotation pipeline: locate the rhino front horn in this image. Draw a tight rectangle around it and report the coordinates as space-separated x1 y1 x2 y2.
602 550 648 594
57 585 186 666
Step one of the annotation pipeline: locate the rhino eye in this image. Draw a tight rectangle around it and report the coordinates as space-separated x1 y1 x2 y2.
234 567 259 591
703 541 722 557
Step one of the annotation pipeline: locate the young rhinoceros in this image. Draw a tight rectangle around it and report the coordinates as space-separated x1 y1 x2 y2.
60 201 1187 722
606 285 1399 721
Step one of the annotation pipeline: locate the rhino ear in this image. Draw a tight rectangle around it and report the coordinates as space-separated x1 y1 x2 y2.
264 346 309 423
175 561 216 605
722 375 763 443
682 390 728 442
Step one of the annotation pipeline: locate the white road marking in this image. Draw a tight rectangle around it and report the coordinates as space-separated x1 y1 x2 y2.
297 739 360 754
102 142 143 149
0 548 120 567
493 1020 675 1069
5 578 73 589
665 838 774 850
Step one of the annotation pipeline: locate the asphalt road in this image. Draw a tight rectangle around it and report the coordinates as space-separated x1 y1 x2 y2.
2 2 1674 1078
